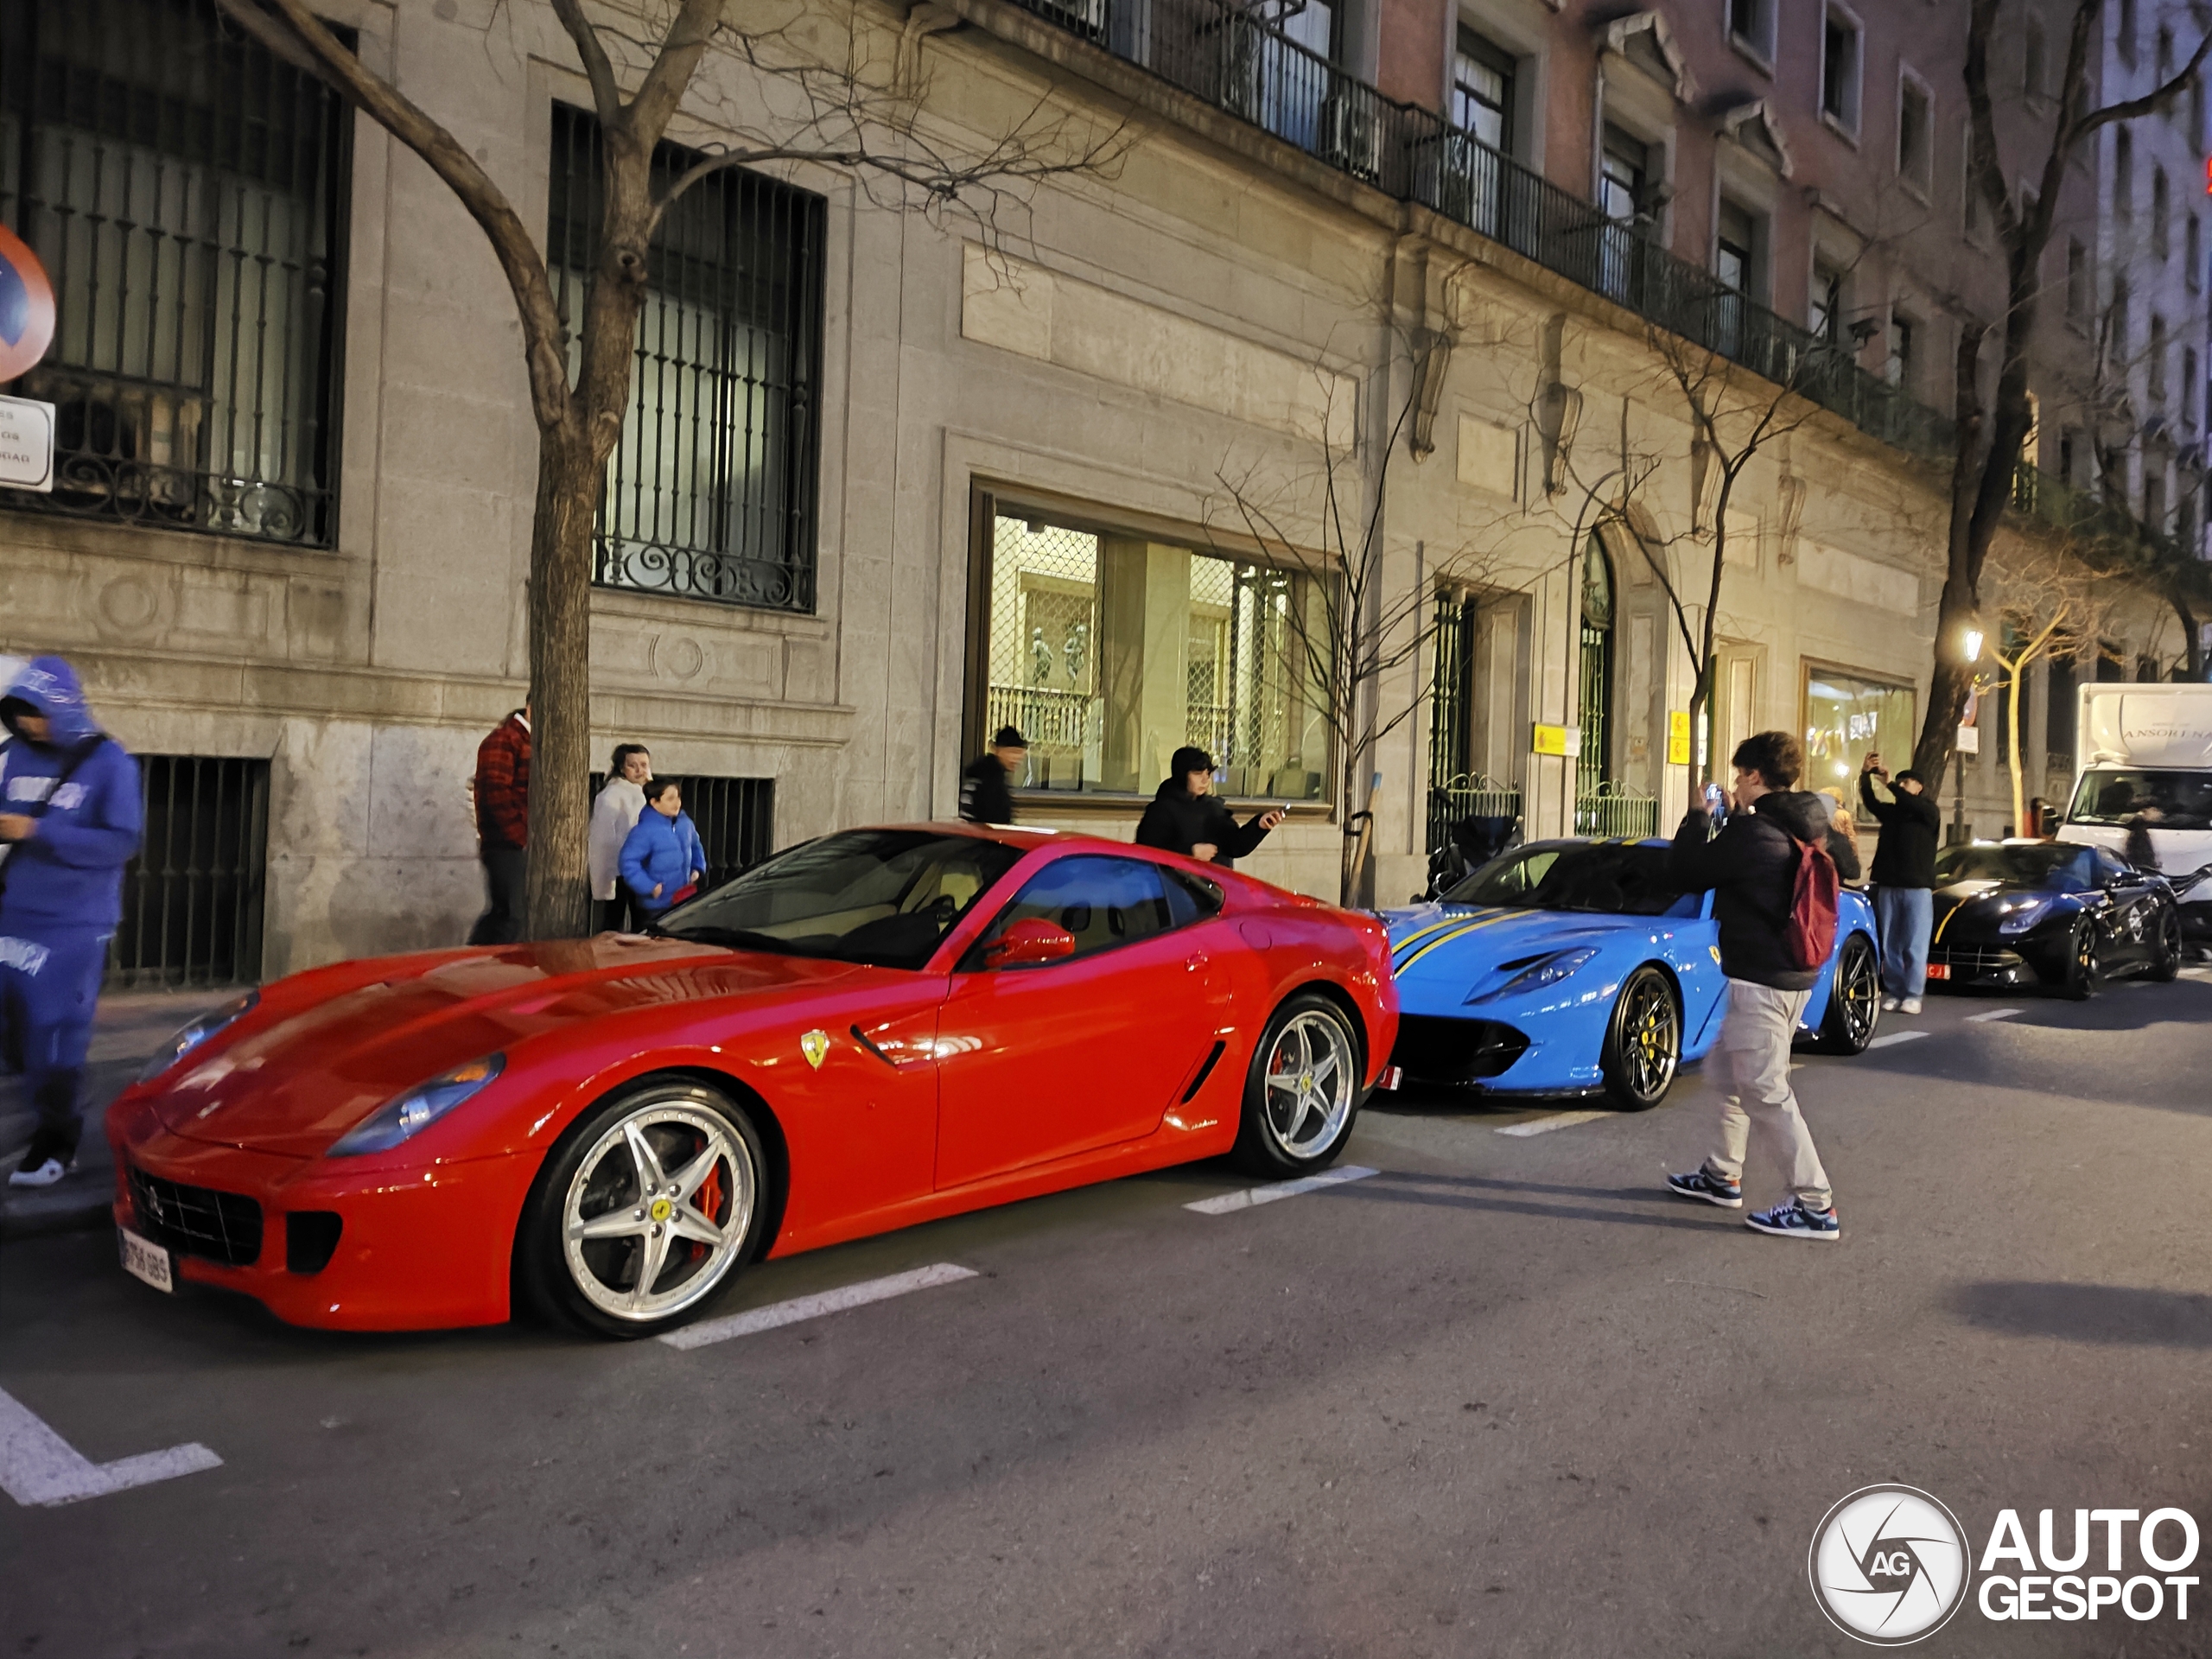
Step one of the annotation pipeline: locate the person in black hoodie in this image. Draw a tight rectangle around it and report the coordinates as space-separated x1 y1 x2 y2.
1857 753 1941 1014
1134 747 1285 867
1663 730 1860 1243
958 727 1027 825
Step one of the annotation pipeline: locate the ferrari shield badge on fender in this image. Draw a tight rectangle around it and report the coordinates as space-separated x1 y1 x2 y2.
800 1029 830 1070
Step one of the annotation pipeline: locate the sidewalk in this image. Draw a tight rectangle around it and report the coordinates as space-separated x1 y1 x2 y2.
0 988 240 1240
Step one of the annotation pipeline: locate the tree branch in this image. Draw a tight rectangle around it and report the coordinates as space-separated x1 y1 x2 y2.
546 0 626 130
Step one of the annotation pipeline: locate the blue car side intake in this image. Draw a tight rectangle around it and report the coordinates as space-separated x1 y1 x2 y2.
1382 839 1878 1099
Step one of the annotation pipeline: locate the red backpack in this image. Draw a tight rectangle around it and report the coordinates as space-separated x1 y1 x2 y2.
1784 834 1840 971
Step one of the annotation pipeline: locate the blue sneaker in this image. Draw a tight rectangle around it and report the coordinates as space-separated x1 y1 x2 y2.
1745 1198 1840 1241
1665 1167 1743 1209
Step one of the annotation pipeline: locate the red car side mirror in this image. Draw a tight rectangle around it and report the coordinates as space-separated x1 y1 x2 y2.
982 918 1077 969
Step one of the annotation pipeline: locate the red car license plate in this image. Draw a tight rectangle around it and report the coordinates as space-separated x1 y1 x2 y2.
1925 963 1950 981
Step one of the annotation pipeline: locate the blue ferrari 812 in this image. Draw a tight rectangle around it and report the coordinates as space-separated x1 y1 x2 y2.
1383 838 1882 1109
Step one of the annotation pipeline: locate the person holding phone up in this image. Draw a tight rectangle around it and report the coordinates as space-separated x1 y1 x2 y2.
1856 750 1940 1014
1135 747 1286 868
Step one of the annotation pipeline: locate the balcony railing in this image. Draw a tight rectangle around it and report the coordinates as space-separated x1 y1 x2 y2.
1001 0 1955 462
1573 785 1661 839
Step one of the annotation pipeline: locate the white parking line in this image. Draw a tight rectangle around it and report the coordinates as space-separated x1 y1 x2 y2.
1184 1165 1378 1215
0 1387 219 1508
1966 1007 2025 1022
1495 1109 1612 1138
659 1263 979 1351
1867 1030 1930 1050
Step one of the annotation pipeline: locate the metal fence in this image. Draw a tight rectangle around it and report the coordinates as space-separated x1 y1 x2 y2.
0 0 351 545
1003 0 1955 463
590 772 775 891
109 754 270 989
1426 775 1521 856
1573 786 1660 838
550 105 825 613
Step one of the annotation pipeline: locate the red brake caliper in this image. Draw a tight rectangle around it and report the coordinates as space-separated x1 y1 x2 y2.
689 1161 725 1260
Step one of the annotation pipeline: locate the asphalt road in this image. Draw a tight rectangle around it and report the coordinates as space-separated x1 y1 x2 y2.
7 971 2212 1657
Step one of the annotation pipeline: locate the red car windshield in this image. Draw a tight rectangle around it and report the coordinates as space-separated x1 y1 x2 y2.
653 830 1025 969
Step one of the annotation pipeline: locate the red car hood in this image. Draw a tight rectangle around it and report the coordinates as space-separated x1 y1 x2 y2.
147 937 871 1160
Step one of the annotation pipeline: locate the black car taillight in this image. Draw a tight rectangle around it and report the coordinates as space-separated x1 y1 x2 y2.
285 1211 344 1274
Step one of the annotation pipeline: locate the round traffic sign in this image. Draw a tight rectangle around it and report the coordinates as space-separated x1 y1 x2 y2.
0 223 56 384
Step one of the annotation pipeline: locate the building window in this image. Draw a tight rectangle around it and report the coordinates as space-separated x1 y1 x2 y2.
2059 429 2077 485
2113 127 2133 221
1574 533 1614 813
1716 199 1758 294
0 0 351 546
1897 72 1933 194
2067 238 2088 321
2158 26 2176 92
1804 666 1915 792
2047 651 2078 761
2190 214 2202 291
975 502 1329 802
2024 15 2047 100
2111 276 2131 359
1885 311 1916 391
1597 124 1653 300
1729 0 1777 62
1962 121 1986 238
2185 347 2200 426
2149 315 2168 402
1821 5 1864 132
110 754 270 990
1810 263 1845 341
2119 0 2138 64
1451 29 1516 155
550 105 825 613
2145 467 2166 531
2152 167 2170 257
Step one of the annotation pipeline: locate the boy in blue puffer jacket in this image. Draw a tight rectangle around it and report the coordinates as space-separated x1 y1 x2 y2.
618 779 707 923
1 658 143 1187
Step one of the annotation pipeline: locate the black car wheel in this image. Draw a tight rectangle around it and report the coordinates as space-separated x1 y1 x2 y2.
1812 933 1881 1055
1599 965 1680 1110
2149 907 2183 982
2060 921 2101 1001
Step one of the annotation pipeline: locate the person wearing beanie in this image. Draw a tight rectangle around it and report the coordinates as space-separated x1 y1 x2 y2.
1857 752 1940 1014
959 726 1027 825
1134 747 1286 868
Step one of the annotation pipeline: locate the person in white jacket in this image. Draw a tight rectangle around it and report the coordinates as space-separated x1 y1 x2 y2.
588 744 652 931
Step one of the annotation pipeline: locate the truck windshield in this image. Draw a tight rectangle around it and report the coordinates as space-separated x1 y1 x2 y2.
2068 769 2212 831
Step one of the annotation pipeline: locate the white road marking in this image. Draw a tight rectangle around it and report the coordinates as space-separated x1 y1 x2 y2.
0 1387 219 1508
659 1263 979 1351
1184 1165 1378 1214
1966 1007 2025 1022
1867 1030 1930 1050
1496 1109 1612 1138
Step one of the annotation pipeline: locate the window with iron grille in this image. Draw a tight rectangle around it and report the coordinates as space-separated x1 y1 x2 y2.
588 771 774 890
549 105 824 613
0 0 350 545
110 754 270 989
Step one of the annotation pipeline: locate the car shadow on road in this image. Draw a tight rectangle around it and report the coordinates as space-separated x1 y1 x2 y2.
1948 1281 2212 1347
1338 1169 1719 1233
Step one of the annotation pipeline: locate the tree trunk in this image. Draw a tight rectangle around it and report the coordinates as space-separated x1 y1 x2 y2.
1915 326 1990 782
523 418 601 940
2175 594 2205 680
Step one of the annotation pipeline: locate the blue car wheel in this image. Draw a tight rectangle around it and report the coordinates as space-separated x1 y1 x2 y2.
1599 964 1679 1110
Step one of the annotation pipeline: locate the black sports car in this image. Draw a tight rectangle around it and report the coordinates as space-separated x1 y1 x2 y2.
1925 842 2186 998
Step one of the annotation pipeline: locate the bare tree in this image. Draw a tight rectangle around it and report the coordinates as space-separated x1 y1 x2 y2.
1977 543 2113 832
1923 0 2212 779
213 0 1125 937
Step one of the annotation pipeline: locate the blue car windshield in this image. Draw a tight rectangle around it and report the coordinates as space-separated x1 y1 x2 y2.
1446 844 1699 918
1934 843 2095 892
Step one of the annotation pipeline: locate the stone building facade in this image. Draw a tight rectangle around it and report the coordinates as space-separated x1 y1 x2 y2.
0 0 2191 982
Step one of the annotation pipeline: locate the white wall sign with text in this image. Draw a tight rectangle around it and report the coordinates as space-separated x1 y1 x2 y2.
0 394 54 492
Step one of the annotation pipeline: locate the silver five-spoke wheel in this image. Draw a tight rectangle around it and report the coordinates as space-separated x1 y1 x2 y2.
559 1096 756 1326
1260 1008 1357 1160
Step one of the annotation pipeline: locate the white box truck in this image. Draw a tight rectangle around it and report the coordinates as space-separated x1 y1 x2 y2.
2057 682 2212 949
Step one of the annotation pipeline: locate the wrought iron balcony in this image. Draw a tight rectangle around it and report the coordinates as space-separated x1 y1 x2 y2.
1003 0 1955 461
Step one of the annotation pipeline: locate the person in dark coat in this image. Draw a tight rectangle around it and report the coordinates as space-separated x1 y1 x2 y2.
0 658 144 1187
1662 730 1859 1241
469 701 531 945
1857 753 1941 1014
1134 747 1286 868
959 726 1027 825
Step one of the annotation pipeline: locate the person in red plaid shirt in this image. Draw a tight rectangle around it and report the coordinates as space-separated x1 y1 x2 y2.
467 701 531 944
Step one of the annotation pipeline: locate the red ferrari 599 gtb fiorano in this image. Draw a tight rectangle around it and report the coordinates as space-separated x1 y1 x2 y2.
109 825 1397 1338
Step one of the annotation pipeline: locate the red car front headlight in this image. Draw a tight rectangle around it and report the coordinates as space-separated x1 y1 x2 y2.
327 1055 505 1157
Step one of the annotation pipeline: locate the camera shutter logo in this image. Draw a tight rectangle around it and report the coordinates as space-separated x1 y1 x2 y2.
1809 1484 1969 1644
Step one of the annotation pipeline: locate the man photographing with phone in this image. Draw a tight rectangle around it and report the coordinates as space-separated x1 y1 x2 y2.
1135 747 1286 868
1857 750 1939 1014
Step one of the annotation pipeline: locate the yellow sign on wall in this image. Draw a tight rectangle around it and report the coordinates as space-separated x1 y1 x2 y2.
1531 722 1581 758
1667 709 1692 766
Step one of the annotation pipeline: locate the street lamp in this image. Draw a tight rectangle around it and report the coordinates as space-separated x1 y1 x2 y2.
1962 626 1985 664
1952 619 1986 844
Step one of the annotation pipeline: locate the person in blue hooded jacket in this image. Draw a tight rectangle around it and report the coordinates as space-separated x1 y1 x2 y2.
0 658 143 1188
618 779 707 922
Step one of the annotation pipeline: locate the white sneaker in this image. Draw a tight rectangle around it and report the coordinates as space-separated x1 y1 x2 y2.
1900 997 1923 1015
1880 995 1901 1011
8 1158 67 1189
